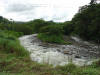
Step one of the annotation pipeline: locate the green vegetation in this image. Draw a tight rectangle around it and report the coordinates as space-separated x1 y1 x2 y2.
0 51 100 75
38 33 66 44
63 21 74 35
0 3 100 75
72 4 100 42
0 31 29 57
39 24 63 35
31 19 49 33
0 30 99 75
38 25 67 44
0 3 100 43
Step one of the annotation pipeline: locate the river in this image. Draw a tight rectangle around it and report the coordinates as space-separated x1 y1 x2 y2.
19 34 99 66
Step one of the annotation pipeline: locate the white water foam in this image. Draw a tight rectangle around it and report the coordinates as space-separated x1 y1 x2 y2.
19 34 95 66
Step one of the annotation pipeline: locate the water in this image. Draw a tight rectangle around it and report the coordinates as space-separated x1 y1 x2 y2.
19 34 97 66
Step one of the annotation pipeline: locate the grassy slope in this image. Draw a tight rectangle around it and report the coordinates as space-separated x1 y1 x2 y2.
0 50 100 75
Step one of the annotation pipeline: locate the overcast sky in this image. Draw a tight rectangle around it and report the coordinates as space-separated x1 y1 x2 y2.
0 0 90 22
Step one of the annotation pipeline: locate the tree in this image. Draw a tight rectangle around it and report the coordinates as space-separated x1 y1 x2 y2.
0 16 3 22
32 19 47 33
63 21 74 35
90 0 97 4
72 4 100 42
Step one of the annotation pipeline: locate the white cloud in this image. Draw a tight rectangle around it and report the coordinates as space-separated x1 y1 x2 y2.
0 0 90 22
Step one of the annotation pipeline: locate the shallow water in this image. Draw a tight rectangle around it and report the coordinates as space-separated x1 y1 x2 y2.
19 34 98 66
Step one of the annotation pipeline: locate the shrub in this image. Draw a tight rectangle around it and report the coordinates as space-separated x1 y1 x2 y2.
40 25 64 35
32 19 48 33
63 21 74 35
38 33 66 44
37 25 67 44
13 24 33 35
3 30 23 37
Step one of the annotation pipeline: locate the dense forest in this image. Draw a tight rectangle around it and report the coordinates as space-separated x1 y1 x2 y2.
0 3 100 75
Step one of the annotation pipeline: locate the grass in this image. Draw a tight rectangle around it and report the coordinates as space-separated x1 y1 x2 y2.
0 31 29 57
0 51 52 75
0 51 100 75
0 30 100 75
37 33 71 44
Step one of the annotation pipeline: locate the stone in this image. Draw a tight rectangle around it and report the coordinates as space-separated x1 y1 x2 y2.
43 47 48 49
62 47 66 49
75 55 81 58
38 44 42 46
57 49 61 52
63 51 70 54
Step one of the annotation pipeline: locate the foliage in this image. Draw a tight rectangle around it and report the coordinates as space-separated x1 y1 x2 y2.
1 4 100 43
12 24 33 35
31 19 50 33
40 25 64 35
0 51 100 75
72 4 100 42
63 21 74 35
38 33 67 44
0 3 100 75
3 30 23 37
56 63 77 73
37 25 68 44
0 31 29 57
90 0 97 4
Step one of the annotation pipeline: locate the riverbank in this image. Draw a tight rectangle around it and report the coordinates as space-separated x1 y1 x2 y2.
0 50 100 75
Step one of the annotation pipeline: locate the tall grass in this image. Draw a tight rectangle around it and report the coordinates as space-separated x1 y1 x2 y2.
0 31 29 57
72 67 100 75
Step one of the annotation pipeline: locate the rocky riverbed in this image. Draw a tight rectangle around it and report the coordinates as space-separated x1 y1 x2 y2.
19 34 100 66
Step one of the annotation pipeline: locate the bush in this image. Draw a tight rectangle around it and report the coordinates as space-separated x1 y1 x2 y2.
38 33 66 44
37 25 68 44
40 25 64 35
32 19 48 33
63 21 74 35
3 30 23 37
13 24 33 35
